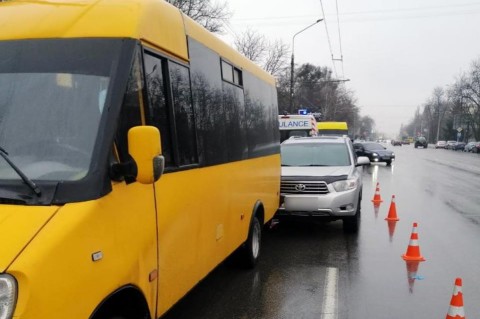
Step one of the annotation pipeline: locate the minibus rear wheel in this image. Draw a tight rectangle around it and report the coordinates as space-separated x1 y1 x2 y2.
241 216 262 268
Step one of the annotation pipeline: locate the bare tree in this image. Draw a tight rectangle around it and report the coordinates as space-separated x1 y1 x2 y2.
234 29 290 77
462 59 480 140
263 40 290 77
275 62 361 133
404 56 480 142
430 87 449 142
167 0 231 33
234 28 267 62
358 115 376 140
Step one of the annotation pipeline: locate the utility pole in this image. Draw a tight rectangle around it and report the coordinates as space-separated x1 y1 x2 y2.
435 97 442 143
290 19 323 112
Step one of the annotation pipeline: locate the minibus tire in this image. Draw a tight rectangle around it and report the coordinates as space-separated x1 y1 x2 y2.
242 216 262 268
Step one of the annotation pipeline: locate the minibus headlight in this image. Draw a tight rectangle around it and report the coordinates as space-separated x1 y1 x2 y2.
332 179 357 192
0 274 17 319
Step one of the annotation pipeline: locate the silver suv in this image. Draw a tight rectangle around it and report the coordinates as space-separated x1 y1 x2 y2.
276 136 370 232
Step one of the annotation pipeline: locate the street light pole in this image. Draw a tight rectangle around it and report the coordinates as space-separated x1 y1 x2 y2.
290 19 323 112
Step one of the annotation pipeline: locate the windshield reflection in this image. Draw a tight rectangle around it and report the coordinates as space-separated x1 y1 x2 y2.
0 72 108 181
281 143 351 166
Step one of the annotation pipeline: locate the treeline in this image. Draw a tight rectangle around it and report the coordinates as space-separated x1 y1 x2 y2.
275 63 375 139
401 57 480 143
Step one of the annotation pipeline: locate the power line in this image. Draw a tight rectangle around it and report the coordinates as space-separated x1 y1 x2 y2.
340 2 480 17
319 0 338 79
335 0 344 78
232 2 480 23
223 20 238 39
363 104 419 108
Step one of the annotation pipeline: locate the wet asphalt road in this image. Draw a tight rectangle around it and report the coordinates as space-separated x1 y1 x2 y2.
162 145 480 319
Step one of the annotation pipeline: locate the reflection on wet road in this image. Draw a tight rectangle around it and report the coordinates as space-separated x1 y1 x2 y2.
162 146 480 319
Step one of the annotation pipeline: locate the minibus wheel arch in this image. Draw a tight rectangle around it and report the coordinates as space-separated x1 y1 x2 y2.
89 285 151 319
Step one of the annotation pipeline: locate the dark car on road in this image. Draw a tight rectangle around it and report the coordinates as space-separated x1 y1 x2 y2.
391 140 402 146
353 142 395 166
414 136 428 148
452 142 466 151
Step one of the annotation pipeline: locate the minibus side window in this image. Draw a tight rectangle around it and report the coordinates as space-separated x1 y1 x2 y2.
169 62 198 166
115 50 143 165
143 53 174 167
143 51 198 169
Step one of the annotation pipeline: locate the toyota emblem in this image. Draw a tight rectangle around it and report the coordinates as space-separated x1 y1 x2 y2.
295 184 306 192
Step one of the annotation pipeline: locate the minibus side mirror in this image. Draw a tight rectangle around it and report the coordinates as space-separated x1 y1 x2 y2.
128 126 164 184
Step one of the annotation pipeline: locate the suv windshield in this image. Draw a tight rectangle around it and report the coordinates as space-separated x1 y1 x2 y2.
0 39 122 182
281 142 351 166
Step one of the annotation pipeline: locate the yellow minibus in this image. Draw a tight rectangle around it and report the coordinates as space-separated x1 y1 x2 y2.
0 0 280 318
317 121 349 136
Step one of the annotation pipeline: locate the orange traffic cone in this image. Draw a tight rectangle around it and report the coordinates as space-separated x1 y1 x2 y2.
446 278 465 319
371 182 383 204
402 222 426 261
385 195 399 221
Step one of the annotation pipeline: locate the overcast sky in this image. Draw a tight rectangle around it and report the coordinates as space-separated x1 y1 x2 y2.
220 0 480 137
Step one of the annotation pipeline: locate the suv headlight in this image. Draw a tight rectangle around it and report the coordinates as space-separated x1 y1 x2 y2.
0 274 17 319
372 152 378 157
332 179 358 192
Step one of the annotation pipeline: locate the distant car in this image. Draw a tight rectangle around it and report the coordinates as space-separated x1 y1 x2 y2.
474 142 480 153
402 140 410 145
464 141 477 152
391 140 402 146
472 142 480 153
452 142 466 151
353 142 396 166
414 136 428 148
277 136 370 232
445 141 456 149
435 141 447 149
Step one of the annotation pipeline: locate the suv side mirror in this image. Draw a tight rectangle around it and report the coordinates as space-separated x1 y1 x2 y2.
356 156 370 166
128 126 164 184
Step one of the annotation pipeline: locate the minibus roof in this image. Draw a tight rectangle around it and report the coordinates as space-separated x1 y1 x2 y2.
317 122 348 130
0 0 274 85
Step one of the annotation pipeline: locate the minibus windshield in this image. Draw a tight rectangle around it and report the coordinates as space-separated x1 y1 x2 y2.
0 39 123 182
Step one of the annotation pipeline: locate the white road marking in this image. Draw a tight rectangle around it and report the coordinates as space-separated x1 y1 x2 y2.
321 267 338 319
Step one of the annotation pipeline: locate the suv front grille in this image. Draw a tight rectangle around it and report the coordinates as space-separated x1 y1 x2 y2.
281 181 329 194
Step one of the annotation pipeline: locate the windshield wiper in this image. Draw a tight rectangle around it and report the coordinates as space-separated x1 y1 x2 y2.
0 146 41 196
